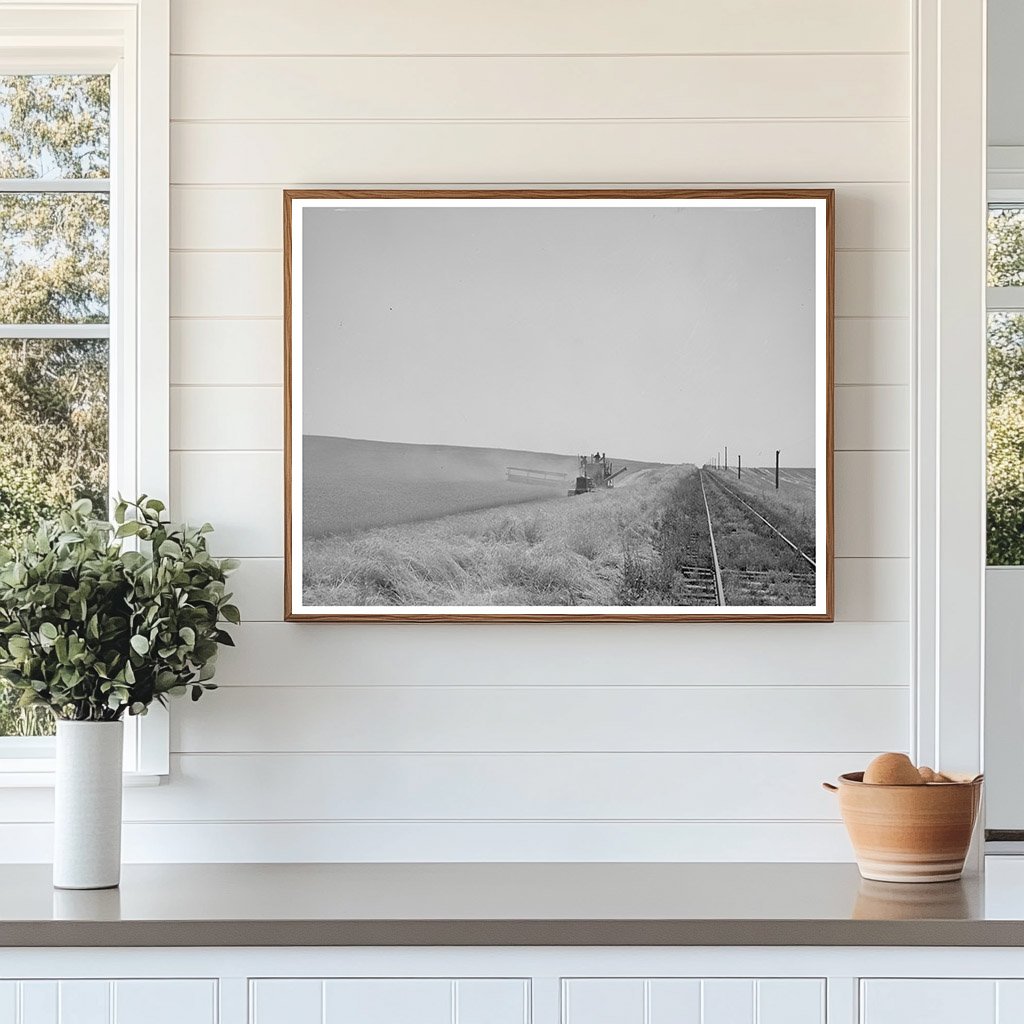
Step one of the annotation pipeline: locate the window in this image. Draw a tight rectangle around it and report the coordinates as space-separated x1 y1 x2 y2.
987 205 1024 564
0 2 169 779
0 74 111 738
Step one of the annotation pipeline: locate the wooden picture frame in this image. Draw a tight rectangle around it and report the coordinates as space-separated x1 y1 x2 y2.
284 189 834 622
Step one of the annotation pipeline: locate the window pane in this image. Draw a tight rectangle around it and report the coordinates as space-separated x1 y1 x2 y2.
0 75 109 179
989 206 1024 288
988 312 1024 565
0 338 108 738
0 192 109 323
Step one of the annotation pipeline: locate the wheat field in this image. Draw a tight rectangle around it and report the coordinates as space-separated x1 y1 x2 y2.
303 465 686 607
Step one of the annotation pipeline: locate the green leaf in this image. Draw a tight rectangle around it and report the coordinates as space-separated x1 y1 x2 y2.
8 635 30 657
130 634 150 656
220 604 241 625
39 622 58 641
158 539 183 559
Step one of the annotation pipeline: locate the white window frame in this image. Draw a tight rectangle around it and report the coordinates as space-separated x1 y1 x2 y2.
983 160 1024 839
914 0 987 843
0 0 169 784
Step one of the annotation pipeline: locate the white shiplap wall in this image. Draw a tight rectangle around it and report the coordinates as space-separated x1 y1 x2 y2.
3 0 916 862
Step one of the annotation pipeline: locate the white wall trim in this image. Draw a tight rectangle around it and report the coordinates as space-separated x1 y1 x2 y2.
914 0 987 779
0 0 170 778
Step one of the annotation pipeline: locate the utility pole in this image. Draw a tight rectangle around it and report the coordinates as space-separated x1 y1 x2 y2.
775 450 780 489
738 454 741 480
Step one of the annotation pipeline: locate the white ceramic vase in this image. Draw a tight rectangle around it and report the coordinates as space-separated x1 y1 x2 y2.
53 720 124 890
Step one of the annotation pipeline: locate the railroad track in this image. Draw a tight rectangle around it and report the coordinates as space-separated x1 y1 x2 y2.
697 468 816 606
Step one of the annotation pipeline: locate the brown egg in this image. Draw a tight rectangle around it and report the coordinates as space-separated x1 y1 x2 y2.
863 752 925 786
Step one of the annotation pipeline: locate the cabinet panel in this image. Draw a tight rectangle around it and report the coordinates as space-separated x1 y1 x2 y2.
323 980 451 1024
702 980 754 1024
563 979 824 1024
757 980 825 1024
250 980 322 1024
456 980 529 1024
998 981 1024 1022
252 979 528 1024
0 984 16 1024
0 981 215 1024
18 984 56 1024
861 981 997 1024
58 982 109 1024
648 980 701 1024
113 981 217 1024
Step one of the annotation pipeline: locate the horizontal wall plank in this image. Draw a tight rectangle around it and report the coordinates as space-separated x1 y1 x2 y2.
834 451 909 558
171 250 907 320
835 385 909 450
171 182 909 251
171 252 280 317
171 319 284 386
835 251 908 318
170 0 909 56
833 558 909 622
170 121 909 185
169 314 909 389
171 385 282 450
171 684 909 754
168 316 909 406
223 557 283 620
211 621 910 687
172 449 908 560
834 318 909 385
0 820 857 863
171 451 283 557
119 752 864 821
171 55 909 121
227 556 908 624
171 383 902 454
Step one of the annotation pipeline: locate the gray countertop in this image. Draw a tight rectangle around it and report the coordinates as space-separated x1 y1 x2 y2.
4 862 1024 947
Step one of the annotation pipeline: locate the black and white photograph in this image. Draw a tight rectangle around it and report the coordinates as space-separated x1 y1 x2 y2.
285 191 833 621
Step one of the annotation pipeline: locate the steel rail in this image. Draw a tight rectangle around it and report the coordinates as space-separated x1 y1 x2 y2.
708 474 816 569
698 468 725 606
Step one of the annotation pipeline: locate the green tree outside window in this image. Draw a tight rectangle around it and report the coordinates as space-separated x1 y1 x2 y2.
0 75 110 736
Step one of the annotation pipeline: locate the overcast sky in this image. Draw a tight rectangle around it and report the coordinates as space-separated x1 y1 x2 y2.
301 203 816 466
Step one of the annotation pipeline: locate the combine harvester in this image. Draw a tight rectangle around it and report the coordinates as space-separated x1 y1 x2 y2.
505 451 628 496
505 466 568 487
568 452 628 496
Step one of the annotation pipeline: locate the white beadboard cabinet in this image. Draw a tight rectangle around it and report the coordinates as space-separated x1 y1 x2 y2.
0 980 217 1024
6 949 1024 1024
860 980 1024 1023
561 978 825 1024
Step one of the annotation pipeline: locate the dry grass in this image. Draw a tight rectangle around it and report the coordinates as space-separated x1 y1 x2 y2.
705 466 816 555
303 466 684 607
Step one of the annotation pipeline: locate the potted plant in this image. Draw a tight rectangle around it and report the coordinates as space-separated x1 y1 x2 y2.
0 497 239 889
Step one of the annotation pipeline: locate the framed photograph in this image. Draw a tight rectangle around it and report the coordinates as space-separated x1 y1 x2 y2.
284 189 833 622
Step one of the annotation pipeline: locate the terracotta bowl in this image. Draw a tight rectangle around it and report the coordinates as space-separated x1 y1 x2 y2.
823 772 983 883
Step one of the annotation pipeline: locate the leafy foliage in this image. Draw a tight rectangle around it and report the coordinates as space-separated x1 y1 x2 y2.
0 76 111 732
988 211 1024 564
0 497 239 723
0 339 108 536
0 75 109 179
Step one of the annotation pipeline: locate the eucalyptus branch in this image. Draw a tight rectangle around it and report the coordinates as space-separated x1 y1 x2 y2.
0 497 238 722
